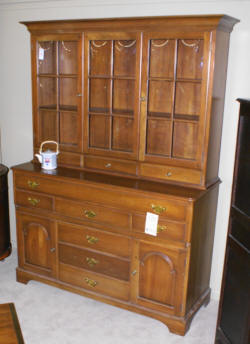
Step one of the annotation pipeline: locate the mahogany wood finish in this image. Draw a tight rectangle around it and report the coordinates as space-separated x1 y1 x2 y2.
215 99 250 344
0 303 25 344
0 165 11 260
12 15 239 337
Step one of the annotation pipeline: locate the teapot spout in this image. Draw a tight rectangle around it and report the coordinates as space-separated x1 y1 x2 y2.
35 153 42 163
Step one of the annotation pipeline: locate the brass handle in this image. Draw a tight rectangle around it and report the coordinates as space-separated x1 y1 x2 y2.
27 180 39 189
105 163 111 168
84 210 96 218
50 248 56 253
28 197 40 206
131 270 137 276
86 257 99 267
140 96 146 102
85 277 97 288
166 172 172 177
157 225 167 233
151 204 166 214
76 93 82 97
86 235 99 244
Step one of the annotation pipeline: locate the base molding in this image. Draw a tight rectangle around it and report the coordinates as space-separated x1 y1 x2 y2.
16 267 211 336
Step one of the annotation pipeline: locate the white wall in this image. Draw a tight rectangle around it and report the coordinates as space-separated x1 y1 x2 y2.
0 0 249 300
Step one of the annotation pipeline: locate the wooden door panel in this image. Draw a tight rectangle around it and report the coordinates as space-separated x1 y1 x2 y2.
16 212 56 277
146 119 172 156
58 41 78 74
149 39 175 78
113 39 136 77
173 121 199 160
38 41 57 74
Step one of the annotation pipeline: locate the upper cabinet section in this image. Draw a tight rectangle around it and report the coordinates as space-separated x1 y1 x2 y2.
23 15 239 189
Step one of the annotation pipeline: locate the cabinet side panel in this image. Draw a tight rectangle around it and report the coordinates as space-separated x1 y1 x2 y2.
186 183 219 311
205 31 230 186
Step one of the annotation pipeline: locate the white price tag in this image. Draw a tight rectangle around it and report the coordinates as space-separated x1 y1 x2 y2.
145 212 159 236
39 47 44 60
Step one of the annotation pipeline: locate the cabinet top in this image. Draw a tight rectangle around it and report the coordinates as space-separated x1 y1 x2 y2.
21 14 239 34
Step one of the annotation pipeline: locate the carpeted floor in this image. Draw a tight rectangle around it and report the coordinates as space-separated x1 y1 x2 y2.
0 249 218 344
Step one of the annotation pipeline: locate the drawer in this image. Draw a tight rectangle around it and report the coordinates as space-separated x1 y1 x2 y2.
15 190 53 211
132 214 186 243
14 172 187 221
59 244 130 281
58 222 130 258
59 262 129 301
140 163 202 185
85 155 137 175
55 198 130 231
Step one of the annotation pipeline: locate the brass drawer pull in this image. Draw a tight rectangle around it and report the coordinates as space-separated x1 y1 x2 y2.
27 180 39 189
86 235 99 244
151 204 166 214
165 171 172 177
105 163 111 168
85 277 97 288
131 270 137 276
84 210 96 218
157 225 167 233
86 257 99 267
27 197 40 206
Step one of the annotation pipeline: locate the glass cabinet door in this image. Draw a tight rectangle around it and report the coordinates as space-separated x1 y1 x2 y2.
141 33 208 167
84 32 141 159
34 35 82 152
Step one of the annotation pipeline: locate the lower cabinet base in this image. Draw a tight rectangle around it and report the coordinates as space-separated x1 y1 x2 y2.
16 267 211 336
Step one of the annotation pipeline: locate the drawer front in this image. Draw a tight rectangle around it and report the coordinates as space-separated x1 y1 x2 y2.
55 198 130 231
59 244 130 281
14 172 187 221
85 155 137 175
59 263 129 301
140 163 201 185
15 190 53 211
132 214 186 243
58 222 131 258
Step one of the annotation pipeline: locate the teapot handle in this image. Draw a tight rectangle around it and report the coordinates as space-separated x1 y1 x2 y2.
39 141 59 154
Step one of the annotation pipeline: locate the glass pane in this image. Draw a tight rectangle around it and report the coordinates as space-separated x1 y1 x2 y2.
113 40 136 77
146 119 172 156
38 77 57 109
174 82 201 118
149 39 175 78
113 80 134 114
90 40 111 76
89 114 110 149
60 112 78 145
112 116 133 151
59 41 78 74
59 78 77 110
38 41 56 74
89 78 110 113
173 121 198 159
39 110 58 142
148 81 173 117
177 39 204 79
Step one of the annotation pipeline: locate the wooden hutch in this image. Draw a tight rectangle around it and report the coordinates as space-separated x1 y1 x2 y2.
12 15 238 336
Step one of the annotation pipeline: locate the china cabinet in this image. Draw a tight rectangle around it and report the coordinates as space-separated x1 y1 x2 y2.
215 99 250 344
13 15 238 336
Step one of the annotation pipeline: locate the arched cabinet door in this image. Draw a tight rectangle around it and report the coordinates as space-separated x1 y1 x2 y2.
16 212 56 278
135 242 187 316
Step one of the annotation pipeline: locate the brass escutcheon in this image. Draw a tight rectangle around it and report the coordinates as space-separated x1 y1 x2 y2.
151 204 166 214
157 225 167 233
86 257 99 267
86 235 99 244
27 180 39 189
28 197 40 206
85 277 97 288
84 210 96 218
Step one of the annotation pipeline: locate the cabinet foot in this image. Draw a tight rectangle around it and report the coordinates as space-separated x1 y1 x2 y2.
16 269 31 285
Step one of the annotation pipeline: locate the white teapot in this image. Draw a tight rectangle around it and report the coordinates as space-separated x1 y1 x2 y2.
35 141 59 170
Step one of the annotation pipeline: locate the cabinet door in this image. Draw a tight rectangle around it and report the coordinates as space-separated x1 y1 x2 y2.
84 32 141 159
32 34 83 154
140 32 210 169
132 241 187 316
16 212 56 278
